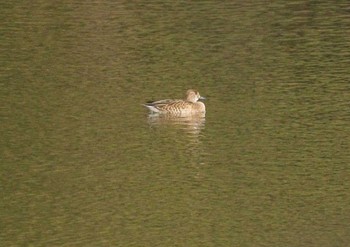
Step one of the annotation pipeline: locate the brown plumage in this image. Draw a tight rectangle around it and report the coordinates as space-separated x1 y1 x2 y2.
143 89 206 115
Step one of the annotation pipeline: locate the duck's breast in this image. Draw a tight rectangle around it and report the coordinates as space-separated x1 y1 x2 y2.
192 102 205 113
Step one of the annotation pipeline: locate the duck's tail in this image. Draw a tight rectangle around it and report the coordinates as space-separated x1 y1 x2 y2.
142 104 160 113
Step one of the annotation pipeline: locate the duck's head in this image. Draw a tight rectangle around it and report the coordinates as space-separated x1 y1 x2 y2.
185 89 205 103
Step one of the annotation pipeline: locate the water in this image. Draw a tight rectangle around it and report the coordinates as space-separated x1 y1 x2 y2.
1 1 349 246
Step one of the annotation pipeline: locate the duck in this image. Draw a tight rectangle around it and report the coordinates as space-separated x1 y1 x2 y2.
143 89 206 114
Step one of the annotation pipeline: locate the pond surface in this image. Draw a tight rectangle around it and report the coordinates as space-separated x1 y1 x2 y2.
1 1 349 246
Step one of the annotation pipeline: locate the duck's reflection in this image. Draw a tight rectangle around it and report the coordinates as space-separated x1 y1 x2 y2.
147 112 206 180
147 112 206 136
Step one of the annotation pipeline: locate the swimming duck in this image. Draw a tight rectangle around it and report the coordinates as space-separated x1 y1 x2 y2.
143 89 206 114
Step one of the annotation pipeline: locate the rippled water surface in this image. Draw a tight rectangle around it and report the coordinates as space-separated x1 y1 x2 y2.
1 1 349 246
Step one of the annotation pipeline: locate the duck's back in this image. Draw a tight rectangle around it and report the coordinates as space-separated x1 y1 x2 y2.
144 99 187 113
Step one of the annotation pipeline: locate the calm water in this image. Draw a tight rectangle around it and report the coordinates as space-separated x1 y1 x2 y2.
1 1 349 246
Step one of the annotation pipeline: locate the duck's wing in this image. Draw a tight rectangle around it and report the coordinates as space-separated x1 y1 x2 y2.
145 99 174 105
143 99 183 113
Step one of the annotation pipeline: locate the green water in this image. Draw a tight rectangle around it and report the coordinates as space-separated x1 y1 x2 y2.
1 1 349 246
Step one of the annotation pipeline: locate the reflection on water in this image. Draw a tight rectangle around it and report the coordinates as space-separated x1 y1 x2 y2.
146 112 207 184
147 112 205 136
